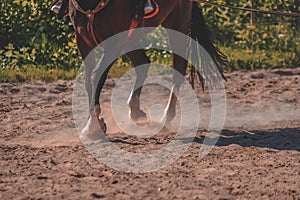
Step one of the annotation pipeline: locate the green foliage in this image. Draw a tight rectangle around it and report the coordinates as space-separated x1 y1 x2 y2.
220 47 298 71
202 0 299 68
0 0 80 71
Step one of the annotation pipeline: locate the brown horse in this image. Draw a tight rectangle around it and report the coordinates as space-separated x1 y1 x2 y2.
58 0 226 138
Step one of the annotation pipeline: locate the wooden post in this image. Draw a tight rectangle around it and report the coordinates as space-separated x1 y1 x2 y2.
250 0 256 25
249 0 257 65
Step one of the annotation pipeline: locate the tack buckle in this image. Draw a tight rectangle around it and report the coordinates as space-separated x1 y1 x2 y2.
86 10 94 19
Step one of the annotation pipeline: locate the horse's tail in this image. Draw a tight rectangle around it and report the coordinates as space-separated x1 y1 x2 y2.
189 2 227 88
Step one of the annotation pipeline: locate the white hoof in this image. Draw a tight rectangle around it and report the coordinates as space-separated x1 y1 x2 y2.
80 115 106 142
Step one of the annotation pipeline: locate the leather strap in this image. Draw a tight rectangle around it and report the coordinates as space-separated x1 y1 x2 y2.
71 0 110 46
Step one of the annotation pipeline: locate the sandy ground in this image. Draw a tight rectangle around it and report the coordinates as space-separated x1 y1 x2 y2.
0 68 300 199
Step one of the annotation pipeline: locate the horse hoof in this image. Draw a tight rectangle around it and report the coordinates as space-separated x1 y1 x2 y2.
80 115 106 142
98 117 107 133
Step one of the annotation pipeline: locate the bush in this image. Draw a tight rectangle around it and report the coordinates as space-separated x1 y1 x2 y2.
0 0 80 71
202 0 299 68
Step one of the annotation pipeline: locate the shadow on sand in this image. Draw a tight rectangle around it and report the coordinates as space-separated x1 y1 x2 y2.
194 128 300 151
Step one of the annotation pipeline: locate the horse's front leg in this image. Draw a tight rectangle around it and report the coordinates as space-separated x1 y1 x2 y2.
126 50 150 122
76 34 95 109
84 52 94 109
90 62 110 134
75 35 105 140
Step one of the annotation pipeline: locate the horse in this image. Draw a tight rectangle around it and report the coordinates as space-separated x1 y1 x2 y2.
57 0 227 138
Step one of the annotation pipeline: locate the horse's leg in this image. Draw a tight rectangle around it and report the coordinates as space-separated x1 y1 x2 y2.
160 52 188 125
76 35 94 108
90 54 115 134
126 50 150 121
81 56 114 140
75 34 109 139
161 2 192 125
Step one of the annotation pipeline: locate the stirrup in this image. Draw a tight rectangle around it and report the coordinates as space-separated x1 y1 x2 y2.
144 4 154 15
51 4 62 15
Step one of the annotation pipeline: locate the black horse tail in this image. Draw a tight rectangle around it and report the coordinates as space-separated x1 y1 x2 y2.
189 2 227 88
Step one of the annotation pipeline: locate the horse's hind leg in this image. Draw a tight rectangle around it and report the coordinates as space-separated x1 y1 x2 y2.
160 48 189 126
126 49 150 121
161 2 192 125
